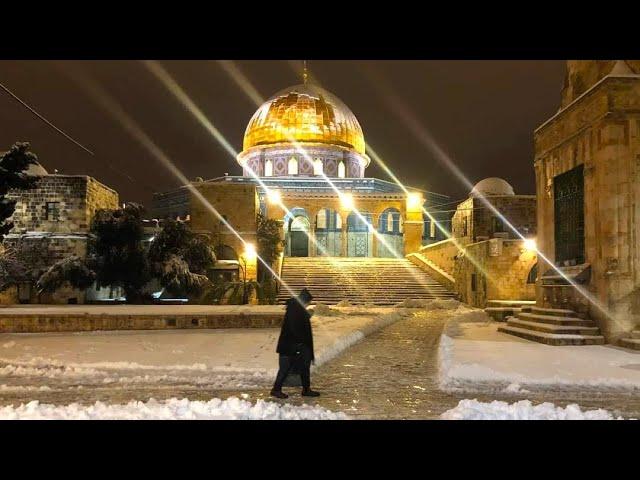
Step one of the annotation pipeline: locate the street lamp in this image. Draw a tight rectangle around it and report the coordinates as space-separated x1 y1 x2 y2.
407 192 423 211
524 238 537 252
238 243 257 304
267 189 281 205
340 192 354 210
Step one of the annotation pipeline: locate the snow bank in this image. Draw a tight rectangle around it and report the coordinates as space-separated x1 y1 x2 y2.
441 399 621 420
312 303 340 316
0 397 349 420
0 306 407 392
335 299 353 308
439 316 640 393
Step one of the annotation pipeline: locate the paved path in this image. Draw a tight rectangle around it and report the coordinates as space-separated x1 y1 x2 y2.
227 310 640 419
2 310 640 418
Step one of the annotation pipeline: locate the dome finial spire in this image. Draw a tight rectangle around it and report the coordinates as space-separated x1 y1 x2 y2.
303 60 308 85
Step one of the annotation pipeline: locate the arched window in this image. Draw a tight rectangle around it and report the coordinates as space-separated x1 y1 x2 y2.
338 161 346 178
288 157 298 175
264 159 273 177
386 212 394 232
313 159 323 176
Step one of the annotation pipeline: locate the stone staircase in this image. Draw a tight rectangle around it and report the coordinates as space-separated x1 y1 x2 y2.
276 257 456 305
620 331 640 351
497 305 605 345
484 300 536 322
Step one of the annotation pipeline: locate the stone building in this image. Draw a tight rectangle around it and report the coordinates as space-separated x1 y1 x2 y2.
410 177 538 309
152 80 448 281
531 60 640 343
3 161 119 303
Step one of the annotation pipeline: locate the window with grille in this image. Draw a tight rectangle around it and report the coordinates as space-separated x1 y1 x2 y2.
46 202 60 221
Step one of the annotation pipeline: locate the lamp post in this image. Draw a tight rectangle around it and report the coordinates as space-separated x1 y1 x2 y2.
239 243 257 304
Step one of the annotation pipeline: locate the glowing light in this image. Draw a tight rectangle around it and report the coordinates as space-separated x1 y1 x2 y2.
407 192 423 211
524 238 537 252
267 189 282 205
244 243 257 261
340 192 354 210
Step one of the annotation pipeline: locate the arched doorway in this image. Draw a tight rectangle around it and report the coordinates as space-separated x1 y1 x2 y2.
284 208 310 257
315 208 342 256
347 211 373 257
377 208 403 257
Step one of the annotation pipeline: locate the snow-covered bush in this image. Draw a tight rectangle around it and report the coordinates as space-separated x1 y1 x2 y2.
36 256 96 293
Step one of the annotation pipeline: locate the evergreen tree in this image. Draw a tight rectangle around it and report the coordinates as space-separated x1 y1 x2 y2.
147 219 215 297
88 203 151 303
0 142 41 242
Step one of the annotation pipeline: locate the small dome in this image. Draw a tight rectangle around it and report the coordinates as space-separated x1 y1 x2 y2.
25 161 48 176
471 177 514 196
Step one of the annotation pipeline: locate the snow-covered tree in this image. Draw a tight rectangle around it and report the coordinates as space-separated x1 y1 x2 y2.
36 255 96 293
0 142 42 243
88 203 151 303
148 219 215 297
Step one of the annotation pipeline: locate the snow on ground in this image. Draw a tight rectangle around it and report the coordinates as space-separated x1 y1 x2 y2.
439 309 640 393
0 396 348 420
441 399 622 420
0 306 407 392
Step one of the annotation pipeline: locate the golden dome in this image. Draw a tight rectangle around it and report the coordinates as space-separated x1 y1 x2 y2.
242 84 366 155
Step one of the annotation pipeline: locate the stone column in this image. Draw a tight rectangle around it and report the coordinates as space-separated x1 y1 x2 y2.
340 208 349 257
371 214 379 257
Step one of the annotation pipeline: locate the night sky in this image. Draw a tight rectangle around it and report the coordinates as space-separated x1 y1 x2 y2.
0 60 566 205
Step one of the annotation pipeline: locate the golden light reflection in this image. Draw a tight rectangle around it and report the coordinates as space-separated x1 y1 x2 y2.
243 84 366 155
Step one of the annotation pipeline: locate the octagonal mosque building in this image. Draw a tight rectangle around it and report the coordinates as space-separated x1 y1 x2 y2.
152 78 448 277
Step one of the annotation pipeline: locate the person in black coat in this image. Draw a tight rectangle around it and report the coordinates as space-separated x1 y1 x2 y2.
270 288 320 399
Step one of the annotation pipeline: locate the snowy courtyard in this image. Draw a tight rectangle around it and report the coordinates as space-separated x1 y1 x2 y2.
1 301 639 420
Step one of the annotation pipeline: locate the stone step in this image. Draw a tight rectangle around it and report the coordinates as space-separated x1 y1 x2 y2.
530 306 578 317
485 300 536 308
507 317 601 335
631 330 640 339
497 325 605 346
484 307 522 322
620 338 640 351
516 312 595 327
278 257 453 305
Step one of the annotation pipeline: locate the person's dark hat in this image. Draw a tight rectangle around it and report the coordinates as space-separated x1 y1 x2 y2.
299 288 313 303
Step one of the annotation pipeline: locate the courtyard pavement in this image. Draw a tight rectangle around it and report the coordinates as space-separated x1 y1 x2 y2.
1 305 640 419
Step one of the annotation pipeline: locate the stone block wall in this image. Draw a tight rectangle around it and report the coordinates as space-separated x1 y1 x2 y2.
2 175 119 305
534 72 640 341
7 175 118 234
419 238 458 276
452 195 536 244
454 239 537 308
190 181 259 280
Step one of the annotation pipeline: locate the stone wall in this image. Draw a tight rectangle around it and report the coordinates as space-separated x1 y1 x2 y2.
419 238 457 276
189 181 259 280
534 70 640 341
561 61 640 108
7 175 118 234
451 195 536 244
2 175 119 305
417 237 536 308
454 239 537 308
